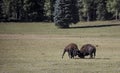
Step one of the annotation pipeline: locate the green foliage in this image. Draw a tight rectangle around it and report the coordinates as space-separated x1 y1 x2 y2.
8 0 24 21
0 0 120 22
107 0 120 20
1 0 24 21
78 0 97 21
23 0 45 21
50 0 56 21
0 0 3 20
54 0 79 28
1 0 46 22
0 0 10 21
77 0 82 20
44 0 51 20
96 0 108 20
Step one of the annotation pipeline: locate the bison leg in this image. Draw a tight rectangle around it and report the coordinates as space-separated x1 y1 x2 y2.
90 52 95 58
90 51 96 58
68 50 75 59
68 50 72 58
71 52 74 59
90 53 93 58
93 50 96 58
62 50 66 59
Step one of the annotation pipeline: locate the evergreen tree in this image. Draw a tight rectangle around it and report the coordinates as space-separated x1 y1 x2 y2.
107 0 120 20
0 0 24 21
82 0 97 21
54 0 79 28
0 0 3 21
83 0 90 21
1 0 9 21
77 0 84 21
50 0 56 21
8 0 24 21
96 0 108 20
44 0 51 21
24 0 45 21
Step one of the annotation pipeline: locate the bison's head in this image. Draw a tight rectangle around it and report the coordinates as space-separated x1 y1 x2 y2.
72 49 79 56
76 50 85 58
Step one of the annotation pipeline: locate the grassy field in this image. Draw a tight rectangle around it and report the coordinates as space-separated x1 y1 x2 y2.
0 21 120 73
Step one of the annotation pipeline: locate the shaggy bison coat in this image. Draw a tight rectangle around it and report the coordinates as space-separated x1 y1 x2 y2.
62 43 79 59
78 44 96 58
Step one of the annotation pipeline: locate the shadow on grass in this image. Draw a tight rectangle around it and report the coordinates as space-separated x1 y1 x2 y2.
70 24 120 29
74 57 110 60
95 58 110 60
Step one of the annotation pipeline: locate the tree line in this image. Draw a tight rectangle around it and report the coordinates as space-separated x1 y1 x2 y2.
0 0 120 22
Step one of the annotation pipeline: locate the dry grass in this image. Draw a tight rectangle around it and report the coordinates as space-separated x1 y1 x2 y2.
0 21 120 73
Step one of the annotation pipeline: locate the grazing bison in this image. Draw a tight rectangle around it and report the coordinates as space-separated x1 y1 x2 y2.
62 43 79 59
77 44 96 58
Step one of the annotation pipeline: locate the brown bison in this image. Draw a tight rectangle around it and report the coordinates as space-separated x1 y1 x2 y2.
62 43 79 59
77 44 96 58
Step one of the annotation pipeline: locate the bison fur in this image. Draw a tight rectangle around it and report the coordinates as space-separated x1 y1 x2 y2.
77 44 96 58
62 43 79 59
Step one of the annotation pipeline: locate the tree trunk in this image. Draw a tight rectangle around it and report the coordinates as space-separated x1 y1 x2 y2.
115 10 118 20
87 12 90 22
50 0 55 22
119 13 120 20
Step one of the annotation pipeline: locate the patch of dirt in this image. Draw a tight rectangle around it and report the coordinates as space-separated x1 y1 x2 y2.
0 34 81 40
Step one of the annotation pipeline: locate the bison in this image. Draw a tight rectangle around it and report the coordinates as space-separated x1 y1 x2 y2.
77 44 96 58
62 43 79 59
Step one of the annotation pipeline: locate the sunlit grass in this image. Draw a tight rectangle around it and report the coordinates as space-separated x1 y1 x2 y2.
0 21 120 73
0 21 120 37
0 37 120 73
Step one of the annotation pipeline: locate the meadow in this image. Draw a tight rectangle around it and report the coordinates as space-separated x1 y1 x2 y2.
0 21 120 73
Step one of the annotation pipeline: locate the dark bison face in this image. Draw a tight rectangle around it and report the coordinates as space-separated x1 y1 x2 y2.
73 49 79 56
80 44 96 58
76 50 85 58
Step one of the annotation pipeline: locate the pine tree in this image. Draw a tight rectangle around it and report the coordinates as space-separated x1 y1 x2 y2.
4 0 24 21
107 0 120 20
82 0 97 21
0 0 3 21
0 0 24 21
50 0 56 21
1 0 10 21
77 0 84 21
54 0 79 28
96 0 108 20
24 0 45 21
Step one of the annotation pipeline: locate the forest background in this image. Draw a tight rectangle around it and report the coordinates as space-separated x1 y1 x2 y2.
0 0 120 22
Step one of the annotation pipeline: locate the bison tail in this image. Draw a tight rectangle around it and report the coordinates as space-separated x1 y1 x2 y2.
62 50 66 59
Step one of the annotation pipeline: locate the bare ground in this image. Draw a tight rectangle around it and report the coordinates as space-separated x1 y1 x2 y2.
0 34 92 40
0 34 119 47
0 34 119 40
